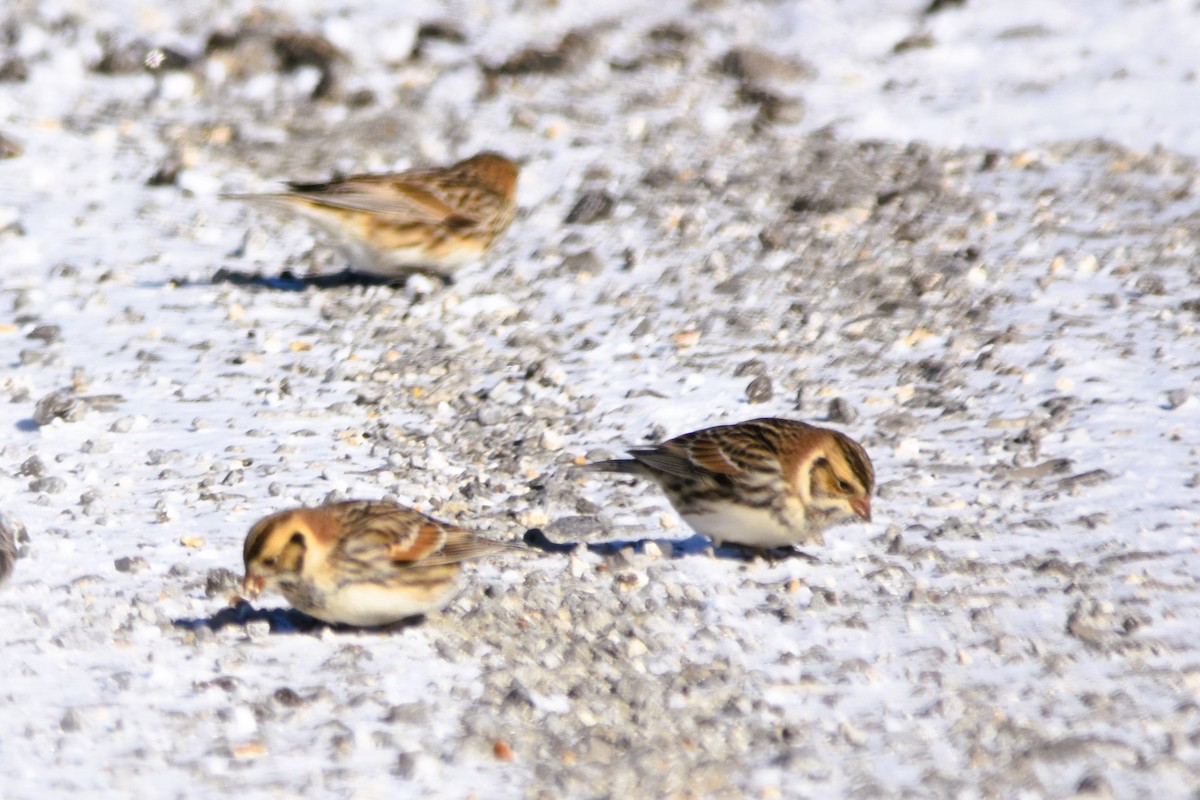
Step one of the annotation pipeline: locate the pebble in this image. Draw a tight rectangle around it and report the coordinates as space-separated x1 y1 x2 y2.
0 516 16 586
539 429 564 451
564 191 615 224
745 375 773 403
29 476 67 494
642 540 671 560
827 397 858 424
113 556 149 574
1166 389 1190 409
33 389 87 425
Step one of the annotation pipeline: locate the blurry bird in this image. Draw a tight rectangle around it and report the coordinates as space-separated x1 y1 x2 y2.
586 417 874 549
225 151 519 279
242 499 518 626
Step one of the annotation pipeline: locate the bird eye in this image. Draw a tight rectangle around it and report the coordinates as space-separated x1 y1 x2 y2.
262 557 277 567
836 480 854 493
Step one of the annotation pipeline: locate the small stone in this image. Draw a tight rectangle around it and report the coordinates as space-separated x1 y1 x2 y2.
1058 469 1114 493
560 250 604 274
827 397 858 423
1075 774 1113 798
1135 275 1166 296
925 0 966 14
893 32 935 53
642 541 671 560
719 47 815 84
33 389 87 425
60 709 83 733
29 476 67 494
245 620 271 640
1165 389 1190 409
745 375 773 404
26 324 62 344
81 439 113 455
487 30 591 77
146 154 182 187
394 752 418 779
565 191 614 224
18 456 45 477
734 358 767 377
0 517 16 585
539 429 564 451
232 741 268 759
0 130 23 158
114 556 149 574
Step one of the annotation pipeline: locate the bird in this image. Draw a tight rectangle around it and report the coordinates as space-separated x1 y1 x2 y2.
0 519 15 586
242 499 518 626
585 417 874 549
225 151 519 279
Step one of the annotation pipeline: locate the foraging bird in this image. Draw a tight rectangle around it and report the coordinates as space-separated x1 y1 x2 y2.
586 417 874 549
242 499 517 626
226 151 519 278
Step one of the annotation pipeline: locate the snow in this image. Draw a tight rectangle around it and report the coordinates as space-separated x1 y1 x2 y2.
1 0 1199 797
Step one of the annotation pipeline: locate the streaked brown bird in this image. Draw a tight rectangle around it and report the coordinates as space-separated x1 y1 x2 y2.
226 151 519 278
586 417 874 549
242 499 517 626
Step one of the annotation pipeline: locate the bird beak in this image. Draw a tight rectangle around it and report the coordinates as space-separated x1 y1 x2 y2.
850 496 872 523
243 573 265 597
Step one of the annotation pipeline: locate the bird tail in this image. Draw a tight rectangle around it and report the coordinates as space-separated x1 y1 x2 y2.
580 458 644 475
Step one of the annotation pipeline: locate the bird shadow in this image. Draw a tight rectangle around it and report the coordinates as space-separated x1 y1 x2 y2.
172 600 426 636
209 267 415 291
522 528 819 563
168 267 456 292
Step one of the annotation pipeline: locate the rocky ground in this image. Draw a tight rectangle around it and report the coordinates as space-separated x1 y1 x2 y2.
1 1 1199 798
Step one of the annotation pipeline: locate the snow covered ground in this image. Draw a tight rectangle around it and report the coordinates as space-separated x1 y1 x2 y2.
1 0 1199 797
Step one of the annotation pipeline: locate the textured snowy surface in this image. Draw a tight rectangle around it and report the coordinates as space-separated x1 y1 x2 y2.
1 0 1199 797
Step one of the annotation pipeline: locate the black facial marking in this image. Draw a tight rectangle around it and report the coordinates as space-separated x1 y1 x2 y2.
835 435 875 492
244 523 271 565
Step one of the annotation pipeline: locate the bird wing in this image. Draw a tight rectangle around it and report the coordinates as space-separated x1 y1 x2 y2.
329 501 446 564
630 424 790 481
330 500 513 568
409 529 519 567
683 435 750 476
284 175 475 225
628 435 743 480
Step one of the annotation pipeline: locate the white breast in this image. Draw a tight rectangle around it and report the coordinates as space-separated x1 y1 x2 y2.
307 580 459 627
682 496 822 549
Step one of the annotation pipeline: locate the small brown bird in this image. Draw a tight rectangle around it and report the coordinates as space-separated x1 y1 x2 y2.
226 151 519 278
242 500 516 626
586 417 874 549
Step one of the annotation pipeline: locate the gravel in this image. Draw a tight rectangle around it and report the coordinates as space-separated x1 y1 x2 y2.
1 0 1199 798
